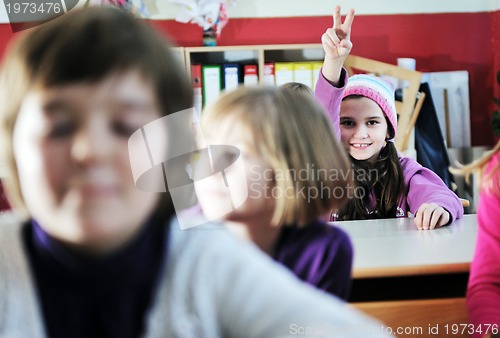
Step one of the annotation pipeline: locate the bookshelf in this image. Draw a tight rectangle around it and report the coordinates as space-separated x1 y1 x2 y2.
184 44 325 84
183 44 326 118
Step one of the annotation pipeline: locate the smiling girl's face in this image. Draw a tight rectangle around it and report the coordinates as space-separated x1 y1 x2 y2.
340 96 390 162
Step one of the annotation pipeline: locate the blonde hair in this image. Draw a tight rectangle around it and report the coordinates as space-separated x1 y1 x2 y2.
451 139 500 195
280 82 314 96
201 86 352 226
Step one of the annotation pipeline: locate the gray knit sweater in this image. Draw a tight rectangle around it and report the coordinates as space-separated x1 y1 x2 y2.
0 213 392 338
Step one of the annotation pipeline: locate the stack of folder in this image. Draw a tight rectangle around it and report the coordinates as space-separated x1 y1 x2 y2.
190 61 324 111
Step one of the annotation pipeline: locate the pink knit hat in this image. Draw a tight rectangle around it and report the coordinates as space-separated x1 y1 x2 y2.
342 74 398 139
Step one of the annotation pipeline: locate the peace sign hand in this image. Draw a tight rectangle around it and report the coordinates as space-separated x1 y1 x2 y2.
320 6 355 85
322 5 355 60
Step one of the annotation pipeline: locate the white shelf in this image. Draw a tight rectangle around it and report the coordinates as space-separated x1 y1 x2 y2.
183 43 324 84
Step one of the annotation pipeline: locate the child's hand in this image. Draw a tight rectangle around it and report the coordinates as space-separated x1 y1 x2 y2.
321 5 355 85
322 5 355 61
414 203 451 230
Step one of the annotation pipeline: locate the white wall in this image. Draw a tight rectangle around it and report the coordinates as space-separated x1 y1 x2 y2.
153 0 499 19
0 0 498 23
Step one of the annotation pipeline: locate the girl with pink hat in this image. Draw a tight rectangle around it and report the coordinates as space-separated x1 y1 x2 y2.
315 6 463 230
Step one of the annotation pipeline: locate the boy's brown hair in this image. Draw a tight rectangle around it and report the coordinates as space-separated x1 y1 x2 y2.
0 7 192 212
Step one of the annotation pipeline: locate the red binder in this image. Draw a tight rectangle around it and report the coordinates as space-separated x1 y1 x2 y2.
243 65 258 86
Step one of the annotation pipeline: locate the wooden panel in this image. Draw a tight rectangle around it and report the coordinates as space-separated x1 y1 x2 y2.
353 298 469 337
354 263 471 279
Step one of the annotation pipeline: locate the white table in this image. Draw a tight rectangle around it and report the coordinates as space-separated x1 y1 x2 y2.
336 215 477 336
334 214 477 278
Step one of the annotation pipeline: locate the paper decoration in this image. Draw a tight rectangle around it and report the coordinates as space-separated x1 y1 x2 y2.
169 0 236 35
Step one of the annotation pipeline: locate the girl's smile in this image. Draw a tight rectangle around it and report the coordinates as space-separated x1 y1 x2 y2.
340 96 389 161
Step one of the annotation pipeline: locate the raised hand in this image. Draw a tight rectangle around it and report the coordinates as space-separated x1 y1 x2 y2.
320 5 355 85
322 5 355 60
414 203 451 230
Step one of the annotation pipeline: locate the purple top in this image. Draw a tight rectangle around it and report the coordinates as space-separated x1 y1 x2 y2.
22 218 168 338
273 221 353 300
315 69 464 222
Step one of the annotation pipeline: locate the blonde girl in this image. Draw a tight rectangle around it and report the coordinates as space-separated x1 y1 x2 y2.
195 86 355 299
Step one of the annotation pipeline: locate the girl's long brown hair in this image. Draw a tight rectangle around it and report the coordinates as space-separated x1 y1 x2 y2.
337 141 406 220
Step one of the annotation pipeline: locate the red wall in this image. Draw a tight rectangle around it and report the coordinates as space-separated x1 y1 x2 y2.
0 11 498 146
